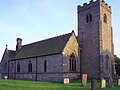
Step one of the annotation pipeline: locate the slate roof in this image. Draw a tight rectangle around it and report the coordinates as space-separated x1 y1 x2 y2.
14 32 73 60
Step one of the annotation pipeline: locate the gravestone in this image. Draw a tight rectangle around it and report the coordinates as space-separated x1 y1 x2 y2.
4 76 8 79
91 79 97 90
101 79 106 88
108 75 113 87
118 79 120 86
82 74 87 86
63 78 69 84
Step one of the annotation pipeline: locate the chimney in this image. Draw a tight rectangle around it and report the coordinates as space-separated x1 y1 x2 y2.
16 38 22 52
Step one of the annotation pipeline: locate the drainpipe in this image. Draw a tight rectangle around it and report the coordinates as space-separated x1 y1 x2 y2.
36 57 38 81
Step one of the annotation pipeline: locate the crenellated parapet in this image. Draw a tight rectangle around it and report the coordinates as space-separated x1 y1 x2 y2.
77 0 111 13
100 0 111 13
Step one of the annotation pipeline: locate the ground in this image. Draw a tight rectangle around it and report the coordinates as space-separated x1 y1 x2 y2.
0 79 119 90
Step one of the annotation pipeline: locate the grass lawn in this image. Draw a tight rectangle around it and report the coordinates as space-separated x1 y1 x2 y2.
0 79 120 90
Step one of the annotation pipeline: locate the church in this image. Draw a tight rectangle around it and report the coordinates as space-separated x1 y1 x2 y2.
0 0 115 81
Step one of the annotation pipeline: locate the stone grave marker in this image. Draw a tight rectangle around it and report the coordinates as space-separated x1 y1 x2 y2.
4 76 8 79
108 75 113 87
63 78 69 84
101 79 106 88
118 79 120 86
91 79 97 90
82 74 87 86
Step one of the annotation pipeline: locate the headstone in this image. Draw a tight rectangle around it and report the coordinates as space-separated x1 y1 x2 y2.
0 73 1 79
4 76 8 79
118 79 120 86
108 75 113 87
101 79 106 88
91 79 97 90
82 74 87 86
63 78 69 84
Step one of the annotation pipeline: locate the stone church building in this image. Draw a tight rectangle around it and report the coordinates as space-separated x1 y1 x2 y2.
0 0 115 81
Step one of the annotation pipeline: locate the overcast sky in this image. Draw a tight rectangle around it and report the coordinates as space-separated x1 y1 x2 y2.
0 0 120 60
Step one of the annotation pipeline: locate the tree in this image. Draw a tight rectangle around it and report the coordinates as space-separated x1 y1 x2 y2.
114 55 120 76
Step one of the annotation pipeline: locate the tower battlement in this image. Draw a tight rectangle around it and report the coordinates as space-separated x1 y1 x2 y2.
77 0 111 13
101 0 111 10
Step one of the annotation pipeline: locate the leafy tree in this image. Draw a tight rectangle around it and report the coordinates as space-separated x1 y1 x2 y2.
114 55 120 76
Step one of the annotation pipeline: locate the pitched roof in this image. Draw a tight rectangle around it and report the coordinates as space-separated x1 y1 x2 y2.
14 32 72 60
1 48 15 61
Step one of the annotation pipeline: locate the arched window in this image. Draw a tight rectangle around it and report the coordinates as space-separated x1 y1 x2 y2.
28 61 32 72
90 14 92 22
44 60 47 72
86 13 92 23
17 62 20 72
86 15 89 23
70 53 76 72
104 14 107 23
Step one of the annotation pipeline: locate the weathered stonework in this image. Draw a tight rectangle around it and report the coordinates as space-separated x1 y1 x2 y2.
3 32 79 82
78 0 115 79
62 32 80 80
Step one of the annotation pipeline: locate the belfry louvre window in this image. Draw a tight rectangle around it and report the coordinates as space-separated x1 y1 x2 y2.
86 13 92 23
28 61 32 72
104 14 107 23
70 53 76 72
17 62 20 72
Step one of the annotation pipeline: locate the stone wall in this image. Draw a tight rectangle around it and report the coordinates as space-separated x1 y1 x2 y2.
14 54 63 81
1 50 9 79
78 0 100 79
78 0 114 79
37 54 63 81
62 32 80 80
99 0 114 78
8 32 80 82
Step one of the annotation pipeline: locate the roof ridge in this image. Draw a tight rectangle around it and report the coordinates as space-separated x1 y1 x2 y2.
23 32 72 47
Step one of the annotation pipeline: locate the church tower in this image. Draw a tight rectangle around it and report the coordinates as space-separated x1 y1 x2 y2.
78 0 115 79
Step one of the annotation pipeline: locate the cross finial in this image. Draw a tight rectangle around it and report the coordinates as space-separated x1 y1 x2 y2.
6 44 8 49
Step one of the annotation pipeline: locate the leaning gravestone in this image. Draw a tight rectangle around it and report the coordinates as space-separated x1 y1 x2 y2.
101 79 106 88
82 74 87 86
91 79 97 90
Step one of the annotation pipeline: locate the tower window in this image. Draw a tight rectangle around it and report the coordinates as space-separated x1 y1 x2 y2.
86 13 92 23
86 15 89 23
70 53 76 72
17 62 20 72
28 61 32 72
105 55 109 70
104 14 107 23
44 60 47 72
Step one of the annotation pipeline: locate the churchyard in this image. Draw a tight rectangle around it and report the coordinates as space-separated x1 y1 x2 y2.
0 79 119 90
